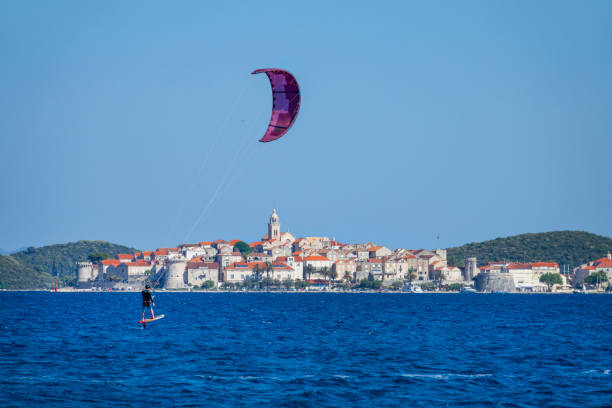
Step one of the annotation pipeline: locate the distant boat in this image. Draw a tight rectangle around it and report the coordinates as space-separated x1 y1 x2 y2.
460 286 478 293
573 286 588 294
402 283 423 293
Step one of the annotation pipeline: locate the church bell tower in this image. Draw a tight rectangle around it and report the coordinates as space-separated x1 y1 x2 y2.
268 209 280 241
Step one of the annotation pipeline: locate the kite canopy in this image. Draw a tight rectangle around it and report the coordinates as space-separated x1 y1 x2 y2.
252 68 301 143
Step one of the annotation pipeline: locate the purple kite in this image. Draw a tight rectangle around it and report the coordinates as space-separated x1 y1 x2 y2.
252 68 301 143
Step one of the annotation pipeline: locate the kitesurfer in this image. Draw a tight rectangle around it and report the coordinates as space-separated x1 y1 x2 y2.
141 284 155 321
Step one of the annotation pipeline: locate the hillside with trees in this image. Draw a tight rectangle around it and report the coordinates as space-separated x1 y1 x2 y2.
446 231 612 268
0 255 54 289
9 240 139 286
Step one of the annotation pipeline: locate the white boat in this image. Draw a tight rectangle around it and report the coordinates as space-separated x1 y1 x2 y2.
402 283 423 293
573 286 588 294
460 286 478 293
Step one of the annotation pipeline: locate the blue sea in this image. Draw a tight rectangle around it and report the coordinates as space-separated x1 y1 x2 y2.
1 292 611 407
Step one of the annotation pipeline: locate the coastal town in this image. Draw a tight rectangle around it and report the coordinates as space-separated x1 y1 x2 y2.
76 210 612 293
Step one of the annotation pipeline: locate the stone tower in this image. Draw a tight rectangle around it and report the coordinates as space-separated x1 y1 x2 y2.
268 209 280 241
77 262 95 283
165 258 187 289
465 257 478 281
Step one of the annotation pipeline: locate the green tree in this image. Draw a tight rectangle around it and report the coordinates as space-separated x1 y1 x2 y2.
87 252 110 263
539 272 563 291
304 264 315 281
283 278 294 290
60 275 76 287
358 279 382 290
343 271 352 283
585 271 608 288
242 276 257 290
407 267 417 283
448 283 462 291
419 282 436 291
264 262 273 291
262 277 274 290
233 241 252 257
391 281 403 291
321 267 330 289
437 271 446 287
253 264 263 289
204 280 215 289
329 269 338 289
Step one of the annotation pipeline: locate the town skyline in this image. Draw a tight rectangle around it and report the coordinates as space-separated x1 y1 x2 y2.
71 209 612 293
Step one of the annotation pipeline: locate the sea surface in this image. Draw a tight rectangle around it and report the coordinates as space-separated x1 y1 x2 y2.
0 292 611 407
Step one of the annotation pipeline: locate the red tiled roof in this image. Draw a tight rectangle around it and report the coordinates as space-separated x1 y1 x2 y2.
156 248 179 252
142 251 153 256
369 246 382 251
116 254 133 259
229 239 241 246
199 241 212 246
531 262 559 268
124 261 150 267
278 256 303 262
226 261 268 270
272 262 293 271
153 250 168 256
595 259 612 268
101 259 121 266
187 262 218 269
507 263 532 270
305 255 329 261
583 266 596 270
368 258 383 263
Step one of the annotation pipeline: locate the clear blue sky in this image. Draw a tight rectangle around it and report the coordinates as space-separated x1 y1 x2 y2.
1 1 611 252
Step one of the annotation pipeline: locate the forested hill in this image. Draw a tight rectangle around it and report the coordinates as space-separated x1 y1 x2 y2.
0 255 54 289
10 240 139 282
446 231 612 268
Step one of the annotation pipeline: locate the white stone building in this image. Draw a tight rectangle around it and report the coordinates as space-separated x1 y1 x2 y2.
116 261 152 283
277 256 303 279
186 261 219 287
368 246 392 259
304 255 332 270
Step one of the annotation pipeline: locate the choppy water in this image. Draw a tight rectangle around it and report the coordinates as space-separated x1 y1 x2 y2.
1 292 611 407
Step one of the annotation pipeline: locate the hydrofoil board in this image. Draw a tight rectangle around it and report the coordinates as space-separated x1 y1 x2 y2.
139 314 165 324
